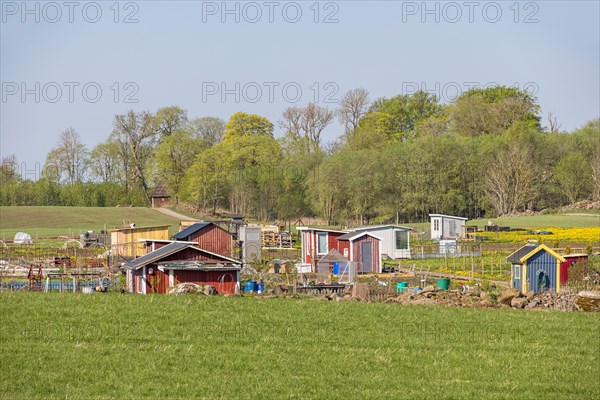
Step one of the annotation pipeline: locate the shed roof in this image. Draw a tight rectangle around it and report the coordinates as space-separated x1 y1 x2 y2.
296 227 345 234
337 231 382 241
506 243 566 264
348 224 412 233
317 249 349 263
123 242 239 270
110 225 170 233
172 222 213 240
158 261 240 271
429 214 468 220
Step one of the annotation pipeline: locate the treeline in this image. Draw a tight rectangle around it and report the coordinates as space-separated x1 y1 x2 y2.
1 86 599 224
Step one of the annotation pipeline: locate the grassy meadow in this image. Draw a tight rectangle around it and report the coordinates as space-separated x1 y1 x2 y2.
1 293 598 399
0 206 182 238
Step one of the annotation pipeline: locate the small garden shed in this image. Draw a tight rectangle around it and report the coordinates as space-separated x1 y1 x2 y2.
123 242 241 295
507 244 566 293
337 231 382 274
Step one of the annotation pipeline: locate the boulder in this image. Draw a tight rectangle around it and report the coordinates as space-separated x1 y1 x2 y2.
576 291 600 312
420 285 436 293
511 297 529 309
498 288 521 305
525 291 536 300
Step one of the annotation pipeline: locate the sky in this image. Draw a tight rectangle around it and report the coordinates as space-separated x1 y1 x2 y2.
1 0 599 179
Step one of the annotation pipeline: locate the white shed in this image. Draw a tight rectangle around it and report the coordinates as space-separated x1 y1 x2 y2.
348 225 411 259
429 214 468 240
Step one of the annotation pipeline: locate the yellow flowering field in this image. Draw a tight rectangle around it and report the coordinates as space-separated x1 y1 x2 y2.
477 227 600 245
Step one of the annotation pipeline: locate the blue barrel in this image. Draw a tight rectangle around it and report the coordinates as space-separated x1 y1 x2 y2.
333 262 339 274
245 280 256 293
257 283 264 294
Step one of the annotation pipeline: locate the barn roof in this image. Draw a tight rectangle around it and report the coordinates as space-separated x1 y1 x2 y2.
318 249 349 263
123 242 239 270
172 222 212 240
150 182 170 198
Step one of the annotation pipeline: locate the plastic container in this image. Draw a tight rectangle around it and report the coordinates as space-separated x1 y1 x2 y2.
257 283 264 294
396 282 409 294
244 280 257 293
333 262 339 275
437 278 450 291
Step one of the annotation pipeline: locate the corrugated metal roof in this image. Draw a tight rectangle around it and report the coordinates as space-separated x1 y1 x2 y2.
337 231 382 241
158 261 240 271
172 222 211 240
350 224 412 232
506 244 539 264
123 242 191 270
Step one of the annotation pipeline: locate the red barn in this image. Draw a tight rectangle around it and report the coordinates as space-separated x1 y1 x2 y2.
560 254 589 285
172 222 233 258
337 231 382 274
296 227 346 266
123 242 241 295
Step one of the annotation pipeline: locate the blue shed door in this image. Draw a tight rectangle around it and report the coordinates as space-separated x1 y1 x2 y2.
361 242 372 273
526 250 557 293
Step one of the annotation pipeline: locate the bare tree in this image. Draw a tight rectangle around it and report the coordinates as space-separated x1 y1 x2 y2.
484 143 539 215
336 88 370 133
278 106 304 140
280 103 333 151
547 112 562 133
45 128 89 184
110 111 156 198
189 116 226 147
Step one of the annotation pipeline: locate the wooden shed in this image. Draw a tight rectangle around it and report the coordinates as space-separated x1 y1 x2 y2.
111 225 170 258
507 244 566 293
349 225 411 259
150 182 172 208
337 231 382 274
429 214 468 240
123 242 240 295
172 222 233 258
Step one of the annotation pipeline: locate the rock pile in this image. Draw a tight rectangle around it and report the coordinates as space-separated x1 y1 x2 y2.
167 283 218 296
380 287 599 312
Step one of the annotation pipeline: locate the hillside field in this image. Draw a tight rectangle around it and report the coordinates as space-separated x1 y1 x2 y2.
0 293 598 399
0 206 182 238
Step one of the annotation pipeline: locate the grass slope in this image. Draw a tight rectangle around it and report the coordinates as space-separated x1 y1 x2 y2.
1 293 598 399
0 206 183 238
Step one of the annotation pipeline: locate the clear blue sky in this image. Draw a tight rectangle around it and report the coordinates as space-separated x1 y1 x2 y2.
1 1 599 176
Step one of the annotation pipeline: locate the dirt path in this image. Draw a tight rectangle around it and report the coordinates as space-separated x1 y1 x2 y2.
154 207 198 221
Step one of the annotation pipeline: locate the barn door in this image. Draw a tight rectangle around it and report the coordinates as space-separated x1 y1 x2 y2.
361 242 372 273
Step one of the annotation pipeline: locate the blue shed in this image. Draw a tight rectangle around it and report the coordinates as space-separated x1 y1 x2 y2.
506 244 566 293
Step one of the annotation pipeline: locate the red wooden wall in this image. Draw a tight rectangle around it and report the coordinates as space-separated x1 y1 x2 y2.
352 236 380 273
186 225 233 257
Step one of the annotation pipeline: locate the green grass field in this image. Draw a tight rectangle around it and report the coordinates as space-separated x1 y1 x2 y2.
1 293 598 399
0 206 183 238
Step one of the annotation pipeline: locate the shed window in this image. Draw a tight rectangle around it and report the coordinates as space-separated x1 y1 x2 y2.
395 231 408 250
514 265 521 279
317 233 328 254
433 219 440 231
137 276 143 294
